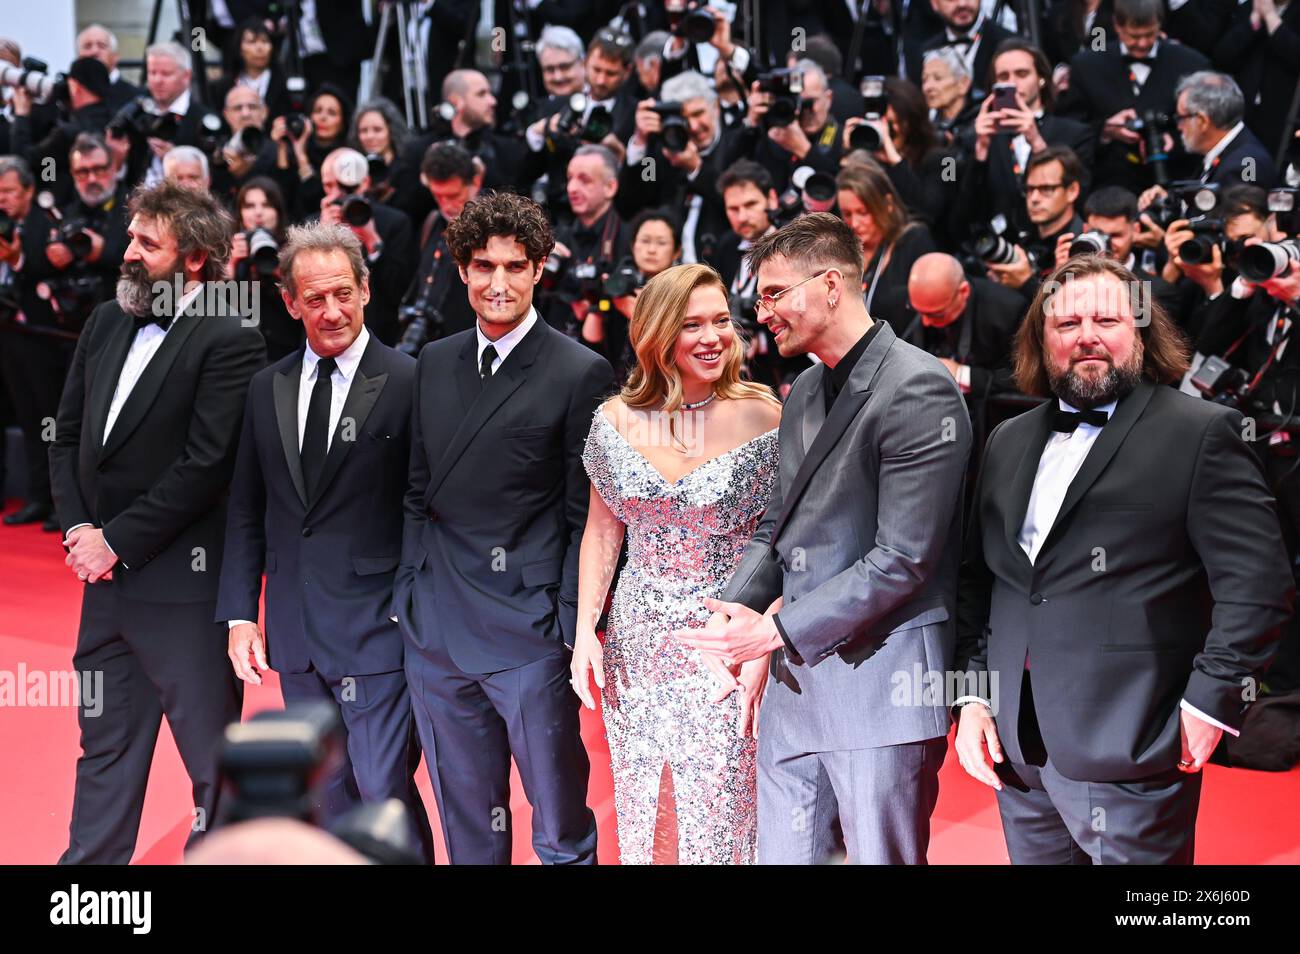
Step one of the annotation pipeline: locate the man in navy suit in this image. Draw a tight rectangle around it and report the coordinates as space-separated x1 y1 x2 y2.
395 191 614 864
1174 71 1279 189
217 222 433 861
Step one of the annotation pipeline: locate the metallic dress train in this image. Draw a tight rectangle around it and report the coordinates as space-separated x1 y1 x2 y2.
582 408 779 864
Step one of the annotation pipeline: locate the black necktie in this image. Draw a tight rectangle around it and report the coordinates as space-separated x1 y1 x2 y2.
480 344 497 386
1051 407 1109 433
301 356 337 498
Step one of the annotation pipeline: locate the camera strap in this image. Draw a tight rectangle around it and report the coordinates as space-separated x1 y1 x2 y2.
1243 304 1297 397
863 240 895 312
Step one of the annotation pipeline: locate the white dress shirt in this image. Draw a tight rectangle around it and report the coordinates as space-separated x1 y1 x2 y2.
1119 40 1159 89
298 325 370 453
1201 122 1244 179
1009 396 1236 736
476 307 537 374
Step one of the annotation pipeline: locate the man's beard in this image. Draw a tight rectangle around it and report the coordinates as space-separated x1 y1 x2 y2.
79 182 111 207
116 258 181 318
1047 336 1144 409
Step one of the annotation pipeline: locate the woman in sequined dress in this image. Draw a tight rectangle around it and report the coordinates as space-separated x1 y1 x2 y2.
572 263 782 864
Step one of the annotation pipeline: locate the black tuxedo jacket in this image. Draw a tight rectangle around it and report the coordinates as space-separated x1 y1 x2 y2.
1213 1 1300 162
395 317 615 674
1203 125 1280 190
956 379 1293 780
49 298 266 603
216 336 415 679
1059 40 1209 191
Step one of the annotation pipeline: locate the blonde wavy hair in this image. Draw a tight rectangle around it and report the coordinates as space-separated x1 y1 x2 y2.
622 263 777 445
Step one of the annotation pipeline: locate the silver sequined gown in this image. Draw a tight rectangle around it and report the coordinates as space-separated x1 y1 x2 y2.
582 409 780 865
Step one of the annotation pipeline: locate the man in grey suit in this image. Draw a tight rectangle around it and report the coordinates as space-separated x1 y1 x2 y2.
676 213 973 864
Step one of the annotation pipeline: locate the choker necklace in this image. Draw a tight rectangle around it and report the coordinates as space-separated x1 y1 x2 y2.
681 392 716 411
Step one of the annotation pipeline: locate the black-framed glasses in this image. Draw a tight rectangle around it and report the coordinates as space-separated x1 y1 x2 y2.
71 164 112 180
755 268 833 315
1024 182 1065 196
541 60 579 75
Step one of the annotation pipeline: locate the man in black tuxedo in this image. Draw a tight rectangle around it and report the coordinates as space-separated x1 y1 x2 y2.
395 191 613 864
217 222 434 862
1214 0 1300 164
954 256 1293 863
1174 71 1278 188
918 0 1016 99
1058 0 1209 194
318 149 414 347
50 181 265 864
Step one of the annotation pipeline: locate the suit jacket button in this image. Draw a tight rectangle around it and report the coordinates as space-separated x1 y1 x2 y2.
302 527 312 537
1029 592 1044 605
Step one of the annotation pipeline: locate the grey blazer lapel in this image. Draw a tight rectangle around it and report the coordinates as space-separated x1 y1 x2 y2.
272 359 308 507
801 363 827 454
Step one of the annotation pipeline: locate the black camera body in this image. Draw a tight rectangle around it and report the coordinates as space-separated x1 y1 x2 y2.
650 100 690 153
553 93 614 145
1069 230 1110 258
108 99 180 143
756 69 804 129
666 0 716 43
1190 354 1250 406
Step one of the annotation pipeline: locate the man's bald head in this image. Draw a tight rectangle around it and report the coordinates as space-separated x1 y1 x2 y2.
908 253 970 327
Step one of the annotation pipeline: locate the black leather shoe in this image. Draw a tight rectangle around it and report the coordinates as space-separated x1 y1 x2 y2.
3 502 51 526
42 515 61 533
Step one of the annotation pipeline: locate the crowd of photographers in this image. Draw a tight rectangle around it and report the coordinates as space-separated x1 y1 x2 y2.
0 1 1299 686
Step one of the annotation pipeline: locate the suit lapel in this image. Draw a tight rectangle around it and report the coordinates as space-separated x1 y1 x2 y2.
308 340 389 509
426 318 545 498
1039 379 1155 555
800 363 827 454
90 311 136 454
1002 400 1054 573
454 332 480 412
770 322 895 546
99 313 203 461
272 356 308 508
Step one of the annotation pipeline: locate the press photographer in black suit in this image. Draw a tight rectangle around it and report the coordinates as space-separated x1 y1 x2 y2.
955 256 1292 863
50 181 265 864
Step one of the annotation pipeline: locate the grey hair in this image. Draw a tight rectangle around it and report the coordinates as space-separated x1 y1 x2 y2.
572 143 618 181
79 24 118 53
537 25 585 62
636 31 670 63
350 97 409 157
0 155 34 188
279 222 370 300
923 46 971 85
146 41 192 74
1176 71 1245 131
660 70 716 106
163 145 209 180
794 58 829 91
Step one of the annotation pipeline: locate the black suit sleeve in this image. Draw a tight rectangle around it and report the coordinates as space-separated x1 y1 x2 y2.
559 355 617 649
101 325 265 568
1181 409 1294 729
49 306 102 532
215 378 268 624
395 345 433 620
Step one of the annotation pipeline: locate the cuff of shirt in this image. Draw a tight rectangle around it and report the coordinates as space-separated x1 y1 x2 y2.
952 695 993 710
771 612 801 662
1180 698 1240 737
525 121 546 153
227 619 256 630
958 363 971 392
1231 276 1256 299
625 136 647 166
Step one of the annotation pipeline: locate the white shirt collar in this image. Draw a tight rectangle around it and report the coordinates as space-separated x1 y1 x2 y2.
477 306 538 368
151 87 190 116
1119 40 1160 60
304 324 370 382
1203 122 1244 171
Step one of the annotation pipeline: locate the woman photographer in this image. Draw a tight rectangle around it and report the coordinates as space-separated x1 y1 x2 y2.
349 98 409 206
272 83 353 221
228 176 301 362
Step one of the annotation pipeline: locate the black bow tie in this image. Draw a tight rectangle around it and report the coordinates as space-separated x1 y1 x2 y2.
948 35 974 47
132 310 174 332
1123 53 1153 65
1051 407 1109 433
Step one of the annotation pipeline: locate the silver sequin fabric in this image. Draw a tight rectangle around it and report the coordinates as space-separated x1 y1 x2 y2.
582 408 780 864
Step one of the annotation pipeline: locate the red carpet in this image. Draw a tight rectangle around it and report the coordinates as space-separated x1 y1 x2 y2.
2 499 1297 865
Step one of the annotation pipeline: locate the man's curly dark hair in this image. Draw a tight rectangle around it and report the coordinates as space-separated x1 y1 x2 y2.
444 190 555 268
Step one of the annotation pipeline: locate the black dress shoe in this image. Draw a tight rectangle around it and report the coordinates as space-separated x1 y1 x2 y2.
3 502 52 526
42 515 61 533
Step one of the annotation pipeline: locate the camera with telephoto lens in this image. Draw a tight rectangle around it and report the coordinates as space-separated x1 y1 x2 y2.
397 302 443 356
284 75 309 137
1123 109 1174 180
1176 217 1233 266
731 289 759 335
665 0 716 43
775 166 837 225
1190 354 1250 406
552 93 614 145
330 152 373 227
756 69 804 129
218 704 423 863
227 123 265 158
54 217 94 260
35 269 104 335
849 76 888 152
0 57 68 105
965 225 1048 272
1238 239 1300 283
108 98 180 143
649 101 690 153
602 257 644 299
244 228 279 275
1269 187 1300 237
1145 179 1218 231
1069 230 1110 257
